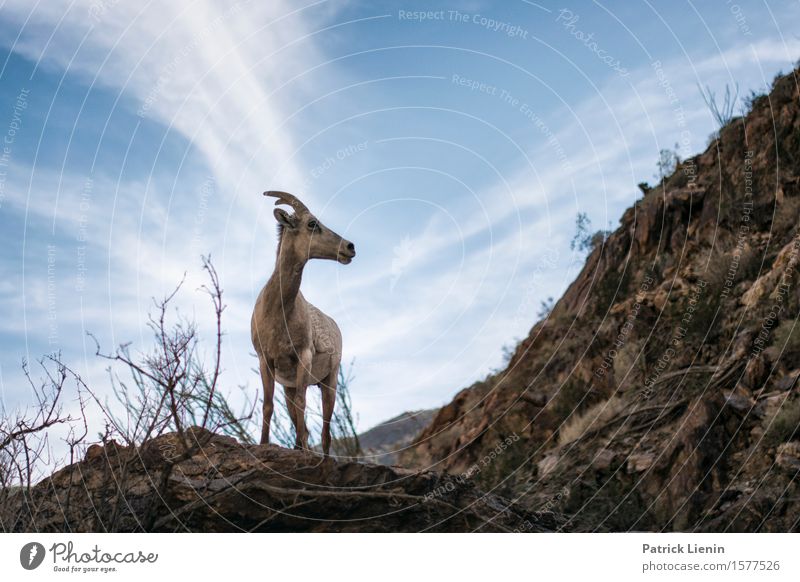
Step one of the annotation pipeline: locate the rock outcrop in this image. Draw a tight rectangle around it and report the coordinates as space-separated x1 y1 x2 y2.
5 428 555 532
402 66 800 532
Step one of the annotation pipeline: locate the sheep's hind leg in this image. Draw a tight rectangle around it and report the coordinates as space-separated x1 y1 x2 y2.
320 365 339 458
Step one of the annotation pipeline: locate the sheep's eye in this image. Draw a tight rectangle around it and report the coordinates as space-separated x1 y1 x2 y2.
307 220 318 230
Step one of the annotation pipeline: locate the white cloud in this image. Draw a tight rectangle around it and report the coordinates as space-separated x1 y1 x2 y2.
2 3 799 434
0 0 335 197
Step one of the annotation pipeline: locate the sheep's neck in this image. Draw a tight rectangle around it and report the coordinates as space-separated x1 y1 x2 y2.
266 243 307 315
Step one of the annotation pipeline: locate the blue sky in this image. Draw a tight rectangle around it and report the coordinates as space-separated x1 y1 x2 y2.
1 0 799 436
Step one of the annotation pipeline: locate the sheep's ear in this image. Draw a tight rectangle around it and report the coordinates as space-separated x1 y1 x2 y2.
274 208 298 229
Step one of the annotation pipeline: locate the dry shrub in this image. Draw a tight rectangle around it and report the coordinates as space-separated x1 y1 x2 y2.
1 256 364 532
773 196 800 236
768 319 800 370
558 395 626 446
1 357 71 530
87 256 247 454
613 342 644 390
763 397 800 447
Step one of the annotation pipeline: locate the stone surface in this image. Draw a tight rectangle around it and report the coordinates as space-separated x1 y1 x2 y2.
4 428 553 533
401 67 800 533
776 442 800 472
626 452 655 474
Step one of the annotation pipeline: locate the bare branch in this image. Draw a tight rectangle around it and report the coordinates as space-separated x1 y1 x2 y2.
199 255 225 429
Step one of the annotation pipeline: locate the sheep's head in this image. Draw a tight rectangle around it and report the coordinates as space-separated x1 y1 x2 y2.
265 190 356 264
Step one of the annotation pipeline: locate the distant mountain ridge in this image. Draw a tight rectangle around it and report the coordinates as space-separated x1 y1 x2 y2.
356 409 437 465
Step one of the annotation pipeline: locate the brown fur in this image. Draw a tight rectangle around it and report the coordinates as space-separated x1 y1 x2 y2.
251 191 355 455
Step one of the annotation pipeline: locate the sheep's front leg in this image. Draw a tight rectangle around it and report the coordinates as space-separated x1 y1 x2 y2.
292 349 312 450
284 386 298 433
259 358 275 445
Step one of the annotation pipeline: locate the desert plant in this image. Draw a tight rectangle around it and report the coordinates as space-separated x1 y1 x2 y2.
550 379 601 422
570 212 611 259
571 212 593 253
263 359 362 456
564 475 653 531
537 296 555 320
88 256 242 454
327 361 362 458
763 397 800 447
0 356 71 530
1 256 365 531
593 264 632 313
736 245 764 284
558 396 626 446
773 197 800 236
698 83 740 130
654 143 680 184
741 88 765 116
771 319 800 358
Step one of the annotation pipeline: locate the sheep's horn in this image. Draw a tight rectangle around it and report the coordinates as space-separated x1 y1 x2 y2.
263 190 309 214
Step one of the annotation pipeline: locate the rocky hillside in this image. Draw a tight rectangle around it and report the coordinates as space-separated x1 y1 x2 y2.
7 67 798 535
4 428 555 532
401 66 800 532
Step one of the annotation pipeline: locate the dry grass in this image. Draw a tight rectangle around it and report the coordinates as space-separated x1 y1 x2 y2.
772 320 800 356
558 395 626 446
763 397 800 447
773 196 800 236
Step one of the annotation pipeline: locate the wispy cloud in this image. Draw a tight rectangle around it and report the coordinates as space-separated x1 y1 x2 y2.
1 2 799 433
0 0 337 195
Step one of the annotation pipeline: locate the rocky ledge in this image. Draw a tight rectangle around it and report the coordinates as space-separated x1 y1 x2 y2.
5 428 557 532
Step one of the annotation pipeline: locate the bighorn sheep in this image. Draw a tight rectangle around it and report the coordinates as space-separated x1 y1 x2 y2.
251 191 356 455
